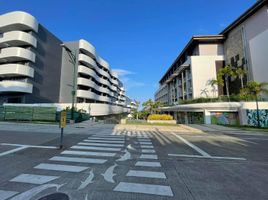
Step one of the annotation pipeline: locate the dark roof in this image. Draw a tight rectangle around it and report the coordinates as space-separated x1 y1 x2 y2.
159 35 225 84
220 0 268 34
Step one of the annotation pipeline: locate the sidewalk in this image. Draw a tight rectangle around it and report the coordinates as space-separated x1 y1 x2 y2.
0 120 109 134
185 124 268 136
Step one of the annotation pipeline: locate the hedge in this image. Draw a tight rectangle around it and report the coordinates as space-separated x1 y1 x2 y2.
147 114 173 120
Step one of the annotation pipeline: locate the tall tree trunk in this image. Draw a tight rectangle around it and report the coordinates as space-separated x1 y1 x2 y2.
256 95 261 127
225 76 230 101
240 76 244 88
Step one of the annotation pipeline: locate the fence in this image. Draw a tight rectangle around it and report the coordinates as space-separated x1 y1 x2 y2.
0 106 57 121
0 106 90 123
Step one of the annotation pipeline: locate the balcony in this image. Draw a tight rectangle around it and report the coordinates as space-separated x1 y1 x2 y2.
76 89 111 103
78 39 110 70
0 31 37 48
0 11 38 33
0 64 34 78
0 80 33 93
0 47 35 63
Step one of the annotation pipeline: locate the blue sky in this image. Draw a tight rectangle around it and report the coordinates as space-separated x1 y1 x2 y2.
0 0 256 103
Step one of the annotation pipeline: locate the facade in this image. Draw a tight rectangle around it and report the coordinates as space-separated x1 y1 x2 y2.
0 11 130 116
155 0 268 125
155 35 225 105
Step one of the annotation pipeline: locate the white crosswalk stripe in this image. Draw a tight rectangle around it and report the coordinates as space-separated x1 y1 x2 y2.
114 182 173 197
61 150 116 157
135 161 161 167
10 174 59 184
84 139 125 144
126 170 166 179
71 145 121 152
140 145 154 149
141 149 156 153
140 154 158 159
34 163 88 172
78 142 124 147
50 156 107 164
88 137 125 141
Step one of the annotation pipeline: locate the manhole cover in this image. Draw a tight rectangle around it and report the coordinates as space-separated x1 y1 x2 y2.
38 192 69 200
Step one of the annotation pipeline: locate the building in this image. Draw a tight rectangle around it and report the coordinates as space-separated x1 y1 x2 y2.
155 35 225 105
0 11 130 116
155 0 268 126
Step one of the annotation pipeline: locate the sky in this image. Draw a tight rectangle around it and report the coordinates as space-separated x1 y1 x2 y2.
0 0 257 104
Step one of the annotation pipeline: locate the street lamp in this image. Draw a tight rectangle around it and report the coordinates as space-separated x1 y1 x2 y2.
61 44 77 122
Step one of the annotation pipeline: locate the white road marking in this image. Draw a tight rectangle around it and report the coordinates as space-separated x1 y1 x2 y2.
114 182 173 197
126 170 166 179
139 142 152 145
116 150 131 161
1 143 57 149
10 174 59 185
140 154 158 159
34 163 88 172
88 137 125 141
78 142 124 147
71 145 121 152
168 154 246 160
140 145 154 149
61 150 116 157
171 133 211 157
84 139 124 144
101 163 118 183
0 190 18 200
50 156 107 164
135 161 161 167
9 184 61 200
138 139 151 142
0 146 27 157
78 169 94 190
127 144 136 151
141 149 155 153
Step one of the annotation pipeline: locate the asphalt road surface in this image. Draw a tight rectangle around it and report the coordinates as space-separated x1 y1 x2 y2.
0 127 268 200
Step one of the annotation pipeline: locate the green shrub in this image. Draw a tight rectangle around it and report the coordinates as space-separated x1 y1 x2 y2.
147 114 173 120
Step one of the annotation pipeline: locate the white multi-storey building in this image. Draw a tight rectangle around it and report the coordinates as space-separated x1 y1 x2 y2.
0 11 131 116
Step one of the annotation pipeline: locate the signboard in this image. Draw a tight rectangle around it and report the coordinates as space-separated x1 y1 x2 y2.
59 111 67 128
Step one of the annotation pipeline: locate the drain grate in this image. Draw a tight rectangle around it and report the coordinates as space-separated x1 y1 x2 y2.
38 192 69 200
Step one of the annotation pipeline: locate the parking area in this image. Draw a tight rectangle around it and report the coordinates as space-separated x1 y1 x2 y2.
0 125 268 199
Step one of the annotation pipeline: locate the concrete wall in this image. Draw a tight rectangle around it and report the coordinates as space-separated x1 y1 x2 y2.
25 25 63 103
190 55 224 98
244 5 268 85
198 44 224 56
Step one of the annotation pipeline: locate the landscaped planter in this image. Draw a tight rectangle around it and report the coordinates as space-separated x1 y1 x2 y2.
147 120 177 124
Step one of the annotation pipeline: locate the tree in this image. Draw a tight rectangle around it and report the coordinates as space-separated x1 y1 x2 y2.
142 99 154 114
208 78 223 98
245 81 268 127
235 67 247 89
142 99 164 116
218 66 236 100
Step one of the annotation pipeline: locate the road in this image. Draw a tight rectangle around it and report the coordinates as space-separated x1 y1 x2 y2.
0 125 268 200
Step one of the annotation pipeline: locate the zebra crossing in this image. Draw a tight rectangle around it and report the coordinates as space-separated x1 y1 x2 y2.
113 131 174 197
0 130 174 199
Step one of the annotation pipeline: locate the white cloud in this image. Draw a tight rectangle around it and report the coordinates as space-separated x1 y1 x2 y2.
112 69 135 77
112 68 145 91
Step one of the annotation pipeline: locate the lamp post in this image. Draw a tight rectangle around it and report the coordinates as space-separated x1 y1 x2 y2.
61 44 77 123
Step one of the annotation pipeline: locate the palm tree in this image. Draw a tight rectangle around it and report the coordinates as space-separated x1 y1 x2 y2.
208 79 219 97
218 66 236 100
235 67 247 89
245 81 268 127
200 88 209 98
142 99 154 114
